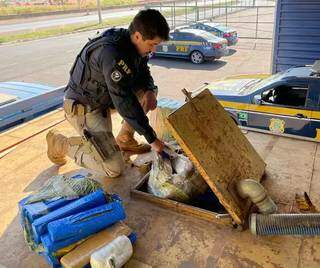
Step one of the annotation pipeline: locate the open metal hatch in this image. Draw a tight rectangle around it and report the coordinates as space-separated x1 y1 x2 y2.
165 89 266 225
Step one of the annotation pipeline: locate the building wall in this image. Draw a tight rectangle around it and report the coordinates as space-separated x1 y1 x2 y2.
272 0 320 73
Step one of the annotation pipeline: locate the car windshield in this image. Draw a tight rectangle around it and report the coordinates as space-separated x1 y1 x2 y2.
213 25 233 32
204 22 219 28
239 72 285 95
204 23 232 32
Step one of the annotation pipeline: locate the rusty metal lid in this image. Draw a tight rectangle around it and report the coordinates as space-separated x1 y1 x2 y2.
165 89 266 225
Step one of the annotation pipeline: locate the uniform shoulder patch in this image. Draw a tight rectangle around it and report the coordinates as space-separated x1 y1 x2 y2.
117 59 132 75
111 69 123 82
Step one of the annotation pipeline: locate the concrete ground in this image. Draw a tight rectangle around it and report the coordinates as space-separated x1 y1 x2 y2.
0 108 320 268
151 38 273 100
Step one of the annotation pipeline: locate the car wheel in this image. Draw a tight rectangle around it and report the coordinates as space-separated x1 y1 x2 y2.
190 50 204 64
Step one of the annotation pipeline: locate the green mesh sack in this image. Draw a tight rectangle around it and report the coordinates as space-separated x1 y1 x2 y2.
26 174 102 204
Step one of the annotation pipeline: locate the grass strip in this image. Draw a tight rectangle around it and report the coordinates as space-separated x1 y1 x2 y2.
0 15 134 44
0 0 137 16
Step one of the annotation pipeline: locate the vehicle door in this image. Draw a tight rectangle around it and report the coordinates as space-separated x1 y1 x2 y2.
309 78 320 141
245 81 313 139
156 33 176 55
172 33 193 56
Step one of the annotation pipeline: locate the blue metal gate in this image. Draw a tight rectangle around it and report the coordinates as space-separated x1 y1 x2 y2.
272 0 320 73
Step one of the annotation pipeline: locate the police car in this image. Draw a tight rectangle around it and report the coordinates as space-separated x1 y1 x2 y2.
188 21 238 46
154 28 229 64
193 61 320 141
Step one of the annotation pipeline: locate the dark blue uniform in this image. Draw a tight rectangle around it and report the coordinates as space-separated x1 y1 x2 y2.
65 28 157 143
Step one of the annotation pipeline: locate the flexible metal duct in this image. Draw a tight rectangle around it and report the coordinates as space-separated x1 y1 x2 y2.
237 179 277 214
250 213 320 235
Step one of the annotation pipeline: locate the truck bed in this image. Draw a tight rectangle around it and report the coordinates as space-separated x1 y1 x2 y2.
0 109 319 268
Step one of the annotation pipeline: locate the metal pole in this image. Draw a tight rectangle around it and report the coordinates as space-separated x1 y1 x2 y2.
173 1 176 28
185 0 188 24
255 7 259 39
204 0 206 19
211 0 213 19
171 5 174 28
196 0 199 21
96 0 102 24
225 2 227 26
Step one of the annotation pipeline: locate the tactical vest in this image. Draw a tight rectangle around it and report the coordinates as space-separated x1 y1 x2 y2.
67 29 122 107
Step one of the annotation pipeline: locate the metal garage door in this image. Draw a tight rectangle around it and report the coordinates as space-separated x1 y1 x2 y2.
272 0 320 73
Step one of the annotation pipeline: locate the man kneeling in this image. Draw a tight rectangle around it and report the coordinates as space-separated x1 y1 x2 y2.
46 9 169 177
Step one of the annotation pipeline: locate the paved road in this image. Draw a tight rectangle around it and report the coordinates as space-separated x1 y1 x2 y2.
0 28 272 100
0 6 274 99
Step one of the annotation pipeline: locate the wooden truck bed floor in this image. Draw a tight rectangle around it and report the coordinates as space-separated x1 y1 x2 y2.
1 109 320 268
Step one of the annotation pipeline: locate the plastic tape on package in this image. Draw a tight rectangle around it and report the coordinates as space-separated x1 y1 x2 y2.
48 201 126 242
32 189 107 244
41 201 126 253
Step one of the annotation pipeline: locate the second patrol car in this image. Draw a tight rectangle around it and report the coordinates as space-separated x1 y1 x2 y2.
154 28 229 64
188 21 238 46
192 61 320 141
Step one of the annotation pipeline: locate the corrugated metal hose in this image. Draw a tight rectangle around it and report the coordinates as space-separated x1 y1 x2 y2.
250 213 320 236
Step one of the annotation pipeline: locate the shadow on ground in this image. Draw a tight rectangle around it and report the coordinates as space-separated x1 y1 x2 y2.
226 48 237 56
150 57 227 71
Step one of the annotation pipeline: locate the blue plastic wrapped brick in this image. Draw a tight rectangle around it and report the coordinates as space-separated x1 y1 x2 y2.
32 189 107 244
24 198 74 222
19 196 76 252
128 232 137 244
48 200 126 242
44 253 61 268
18 197 39 251
19 196 31 227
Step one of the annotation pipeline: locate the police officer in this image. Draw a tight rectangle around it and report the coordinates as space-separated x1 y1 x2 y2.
46 9 170 177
